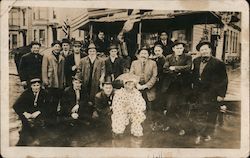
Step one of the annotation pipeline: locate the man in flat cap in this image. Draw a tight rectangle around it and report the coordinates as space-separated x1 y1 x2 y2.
64 40 87 87
19 41 43 89
13 78 50 145
161 39 192 136
191 39 228 144
61 38 72 58
42 40 65 121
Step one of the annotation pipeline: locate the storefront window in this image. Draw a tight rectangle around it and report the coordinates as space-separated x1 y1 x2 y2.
12 34 17 49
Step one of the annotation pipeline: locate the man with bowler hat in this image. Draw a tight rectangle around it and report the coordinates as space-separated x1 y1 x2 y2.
191 39 228 144
61 38 72 58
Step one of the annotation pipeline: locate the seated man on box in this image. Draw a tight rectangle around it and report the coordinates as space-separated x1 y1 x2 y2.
60 74 89 126
13 78 49 146
92 76 114 133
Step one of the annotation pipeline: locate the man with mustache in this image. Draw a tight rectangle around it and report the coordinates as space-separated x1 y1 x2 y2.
130 48 157 110
191 40 228 144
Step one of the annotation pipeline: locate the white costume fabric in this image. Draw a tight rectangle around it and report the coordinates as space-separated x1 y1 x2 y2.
111 88 146 137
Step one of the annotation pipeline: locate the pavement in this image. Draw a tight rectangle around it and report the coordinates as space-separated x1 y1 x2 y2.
8 58 241 148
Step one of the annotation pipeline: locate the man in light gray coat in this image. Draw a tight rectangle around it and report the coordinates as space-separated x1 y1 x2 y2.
42 40 65 121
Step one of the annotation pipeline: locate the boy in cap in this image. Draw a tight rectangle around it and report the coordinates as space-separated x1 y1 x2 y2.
61 38 72 58
191 39 228 144
64 40 87 87
161 39 192 136
111 73 146 137
13 78 49 145
104 44 125 81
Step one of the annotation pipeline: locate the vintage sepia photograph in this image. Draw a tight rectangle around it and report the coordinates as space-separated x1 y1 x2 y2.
1 0 249 158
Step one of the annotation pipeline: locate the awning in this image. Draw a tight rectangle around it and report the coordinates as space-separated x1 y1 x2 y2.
76 11 224 34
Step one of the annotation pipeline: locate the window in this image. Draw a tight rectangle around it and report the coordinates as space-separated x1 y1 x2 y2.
9 10 19 26
12 34 17 49
39 29 45 45
22 10 26 26
34 30 37 41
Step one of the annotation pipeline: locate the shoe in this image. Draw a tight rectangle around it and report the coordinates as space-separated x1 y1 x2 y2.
195 136 201 144
179 130 185 136
204 135 212 142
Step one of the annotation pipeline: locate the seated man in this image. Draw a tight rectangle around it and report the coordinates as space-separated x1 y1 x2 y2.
60 74 89 125
111 73 146 137
13 78 49 146
92 77 114 133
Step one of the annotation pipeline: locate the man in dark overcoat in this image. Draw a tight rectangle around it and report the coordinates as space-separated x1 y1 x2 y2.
154 31 174 56
18 41 43 88
161 40 192 135
191 40 228 144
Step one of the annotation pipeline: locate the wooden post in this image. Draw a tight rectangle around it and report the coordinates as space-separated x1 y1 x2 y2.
89 23 93 42
138 20 142 49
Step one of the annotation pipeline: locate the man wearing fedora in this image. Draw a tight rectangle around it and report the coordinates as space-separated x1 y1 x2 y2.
191 39 228 144
61 38 72 58
161 39 192 136
64 40 87 87
78 43 105 104
104 44 126 81
42 40 65 121
13 78 50 146
19 41 43 89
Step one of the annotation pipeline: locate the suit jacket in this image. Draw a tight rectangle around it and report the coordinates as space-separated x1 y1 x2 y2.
60 87 88 118
64 53 87 86
130 59 157 101
13 89 49 126
162 53 192 93
105 57 125 80
154 40 174 56
192 56 228 104
79 56 105 101
42 51 65 89
18 52 43 82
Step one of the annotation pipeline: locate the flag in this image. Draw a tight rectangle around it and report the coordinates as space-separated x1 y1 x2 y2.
62 19 70 38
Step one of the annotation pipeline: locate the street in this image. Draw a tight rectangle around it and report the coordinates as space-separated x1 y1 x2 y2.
8 58 240 148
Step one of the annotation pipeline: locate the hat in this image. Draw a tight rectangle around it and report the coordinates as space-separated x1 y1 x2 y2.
72 73 82 82
116 73 140 84
87 43 96 51
171 39 187 48
30 78 41 85
51 40 62 47
102 76 113 86
138 47 149 54
73 40 82 46
196 39 213 51
30 41 41 47
61 38 70 44
108 44 118 51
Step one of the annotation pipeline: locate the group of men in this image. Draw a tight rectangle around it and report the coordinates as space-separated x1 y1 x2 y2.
13 30 228 146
